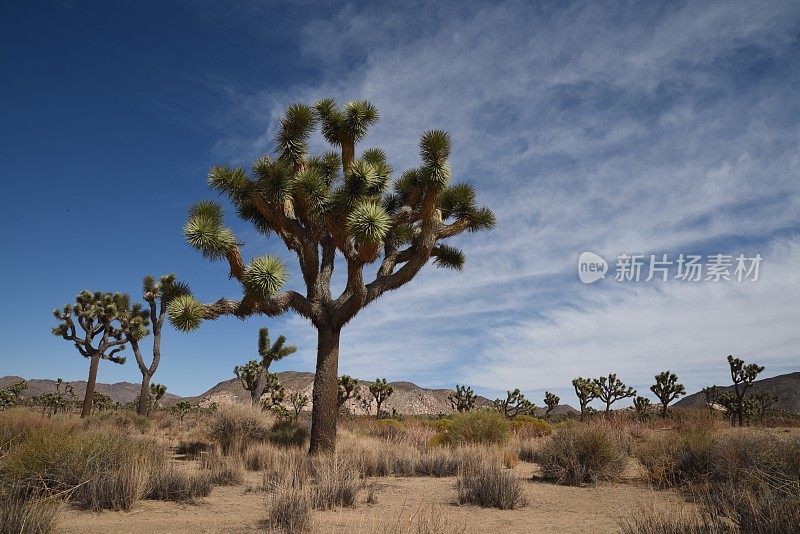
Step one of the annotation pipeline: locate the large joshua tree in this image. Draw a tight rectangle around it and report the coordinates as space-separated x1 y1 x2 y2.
594 373 637 413
649 371 686 418
52 291 132 417
167 99 495 452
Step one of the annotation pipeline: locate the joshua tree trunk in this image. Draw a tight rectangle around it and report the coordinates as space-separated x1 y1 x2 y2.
310 326 340 454
82 353 100 418
138 373 152 415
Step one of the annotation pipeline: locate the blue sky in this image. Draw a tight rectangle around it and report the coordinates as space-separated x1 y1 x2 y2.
1 1 799 408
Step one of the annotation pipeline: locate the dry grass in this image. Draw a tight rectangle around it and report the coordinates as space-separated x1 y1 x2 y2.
617 504 735 534
200 452 245 486
265 479 313 533
0 486 62 534
146 464 213 502
310 455 362 509
455 460 526 510
207 404 271 455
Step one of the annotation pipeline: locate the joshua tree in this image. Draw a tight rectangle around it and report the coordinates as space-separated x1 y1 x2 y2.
702 385 720 412
726 355 764 426
543 391 560 419
261 372 287 416
166 100 494 452
337 375 360 412
494 388 535 419
368 378 394 420
235 328 297 405
594 373 636 414
359 395 373 416
173 400 192 421
572 377 601 421
120 274 190 416
92 391 112 413
149 383 167 411
0 380 27 410
448 384 476 413
649 371 686 418
52 291 131 417
633 396 652 420
752 393 778 422
290 391 309 421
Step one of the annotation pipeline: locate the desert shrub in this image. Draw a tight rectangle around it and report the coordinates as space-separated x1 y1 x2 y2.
261 447 310 490
269 419 309 447
635 430 715 487
428 418 452 433
455 460 526 509
0 486 62 534
310 455 361 509
200 452 244 486
1 425 165 511
208 404 271 455
175 439 215 460
510 415 553 438
536 423 627 485
700 482 800 534
266 480 312 533
84 409 151 433
0 409 75 453
516 438 540 463
445 411 509 445
428 432 449 448
146 465 213 502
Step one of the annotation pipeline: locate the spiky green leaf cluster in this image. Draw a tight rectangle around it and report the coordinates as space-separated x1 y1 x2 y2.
167 294 204 332
184 201 237 260
243 255 288 300
433 244 465 270
346 201 392 244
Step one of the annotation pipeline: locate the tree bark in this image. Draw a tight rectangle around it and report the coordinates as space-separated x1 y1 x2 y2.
82 353 100 418
137 373 152 416
309 326 340 454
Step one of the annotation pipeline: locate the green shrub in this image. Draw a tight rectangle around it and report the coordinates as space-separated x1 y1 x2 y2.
84 409 151 433
510 415 553 438
445 411 510 445
536 423 627 485
369 419 405 441
269 419 309 447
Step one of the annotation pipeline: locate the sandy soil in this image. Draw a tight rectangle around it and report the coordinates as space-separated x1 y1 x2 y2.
59 461 694 533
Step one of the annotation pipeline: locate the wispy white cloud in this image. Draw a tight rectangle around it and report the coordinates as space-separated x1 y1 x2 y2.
212 0 800 404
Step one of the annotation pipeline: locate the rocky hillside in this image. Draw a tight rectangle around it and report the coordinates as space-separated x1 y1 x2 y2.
2 372 577 416
0 376 182 405
674 371 800 414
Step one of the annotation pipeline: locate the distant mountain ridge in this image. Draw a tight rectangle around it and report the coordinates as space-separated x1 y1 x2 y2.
1 372 578 416
675 371 800 414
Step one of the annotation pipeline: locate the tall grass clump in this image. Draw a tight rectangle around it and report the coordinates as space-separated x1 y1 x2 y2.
536 423 627 485
617 504 735 534
200 452 244 486
310 455 362 509
208 404 271 455
0 486 62 534
455 458 526 509
146 465 213 502
266 480 312 533
1 424 165 511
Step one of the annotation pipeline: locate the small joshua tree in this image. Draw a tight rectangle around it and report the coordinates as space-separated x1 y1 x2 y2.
290 391 309 421
649 371 686 418
234 328 297 405
52 291 131 417
120 274 191 416
594 373 636 414
337 375 360 413
359 395 373 416
633 396 652 420
702 385 720 412
0 380 27 410
166 100 495 452
261 372 287 416
726 354 764 426
448 384 476 412
572 377 600 421
368 378 394 420
494 388 535 419
149 383 167 411
92 391 112 413
173 400 192 421
543 391 560 419
752 393 778 422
